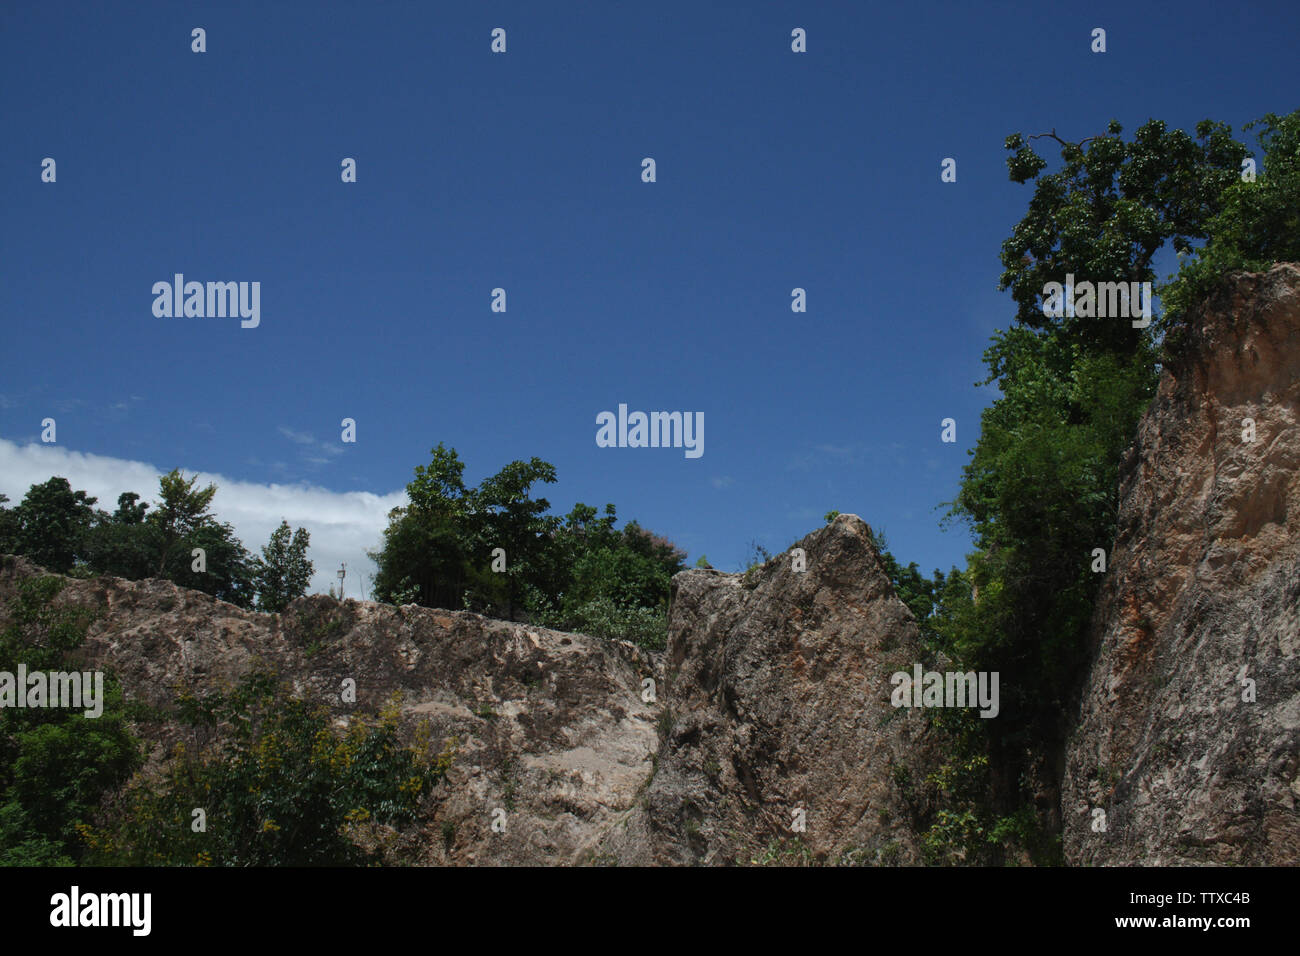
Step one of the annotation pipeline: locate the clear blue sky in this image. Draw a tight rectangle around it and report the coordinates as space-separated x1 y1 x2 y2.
2 0 1297 589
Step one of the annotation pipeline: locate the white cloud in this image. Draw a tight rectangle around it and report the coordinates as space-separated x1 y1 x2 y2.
0 438 404 598
278 425 344 464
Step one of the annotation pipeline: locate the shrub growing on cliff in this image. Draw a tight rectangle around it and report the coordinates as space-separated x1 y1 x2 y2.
0 575 139 865
1160 109 1300 343
84 672 450 866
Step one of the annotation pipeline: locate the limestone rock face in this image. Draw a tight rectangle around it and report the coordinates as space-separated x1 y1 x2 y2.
0 512 944 865
1063 264 1300 865
602 515 945 865
0 556 660 865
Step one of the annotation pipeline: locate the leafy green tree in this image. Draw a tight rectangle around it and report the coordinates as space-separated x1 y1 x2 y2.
82 492 156 580
144 470 255 607
371 444 475 610
372 446 685 647
867 528 946 644
529 508 684 650
0 573 140 865
0 495 16 555
6 478 98 573
1161 110 1300 340
149 469 217 577
999 117 1249 353
253 520 314 612
465 457 559 618
932 115 1248 839
372 445 562 618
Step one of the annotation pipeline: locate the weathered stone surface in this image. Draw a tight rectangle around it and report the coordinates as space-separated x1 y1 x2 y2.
601 514 946 865
0 512 944 866
0 556 660 865
1063 264 1300 865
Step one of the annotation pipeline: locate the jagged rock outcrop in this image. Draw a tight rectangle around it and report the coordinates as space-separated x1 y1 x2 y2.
601 515 946 865
0 513 944 865
1063 264 1300 865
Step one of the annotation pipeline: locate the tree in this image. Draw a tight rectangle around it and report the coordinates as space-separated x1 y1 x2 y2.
0 495 18 556
371 447 686 648
253 521 314 612
928 115 1258 844
0 575 139 864
528 507 685 650
145 470 255 608
466 456 559 618
999 118 1249 353
82 492 156 580
1160 110 1300 342
372 445 561 617
371 444 475 610
7 478 97 573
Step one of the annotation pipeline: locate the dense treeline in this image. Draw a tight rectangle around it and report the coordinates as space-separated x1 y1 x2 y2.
0 450 687 649
0 470 313 613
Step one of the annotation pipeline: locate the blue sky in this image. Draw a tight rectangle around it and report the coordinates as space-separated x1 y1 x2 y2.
2 1 1297 594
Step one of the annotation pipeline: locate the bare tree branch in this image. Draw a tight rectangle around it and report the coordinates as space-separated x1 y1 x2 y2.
1029 128 1104 150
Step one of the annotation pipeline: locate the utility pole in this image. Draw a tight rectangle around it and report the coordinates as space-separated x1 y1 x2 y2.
336 562 346 600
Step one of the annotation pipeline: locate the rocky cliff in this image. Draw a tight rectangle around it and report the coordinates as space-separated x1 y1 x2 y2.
1063 263 1300 865
601 514 943 865
0 514 942 865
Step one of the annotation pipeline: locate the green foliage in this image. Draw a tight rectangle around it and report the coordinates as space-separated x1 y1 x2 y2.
527 508 682 650
146 470 255 608
84 673 449 866
0 576 140 865
1160 110 1300 346
253 520 314 612
3 478 97 574
867 527 947 645
915 113 1293 861
372 450 684 650
914 111 1300 863
82 493 156 580
4 471 262 610
999 117 1249 355
541 596 669 650
0 495 15 556
371 443 559 617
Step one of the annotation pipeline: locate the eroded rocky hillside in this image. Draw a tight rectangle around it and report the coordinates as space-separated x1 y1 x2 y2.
0 514 942 865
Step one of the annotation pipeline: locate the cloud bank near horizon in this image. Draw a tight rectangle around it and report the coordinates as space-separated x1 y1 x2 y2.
0 438 403 597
